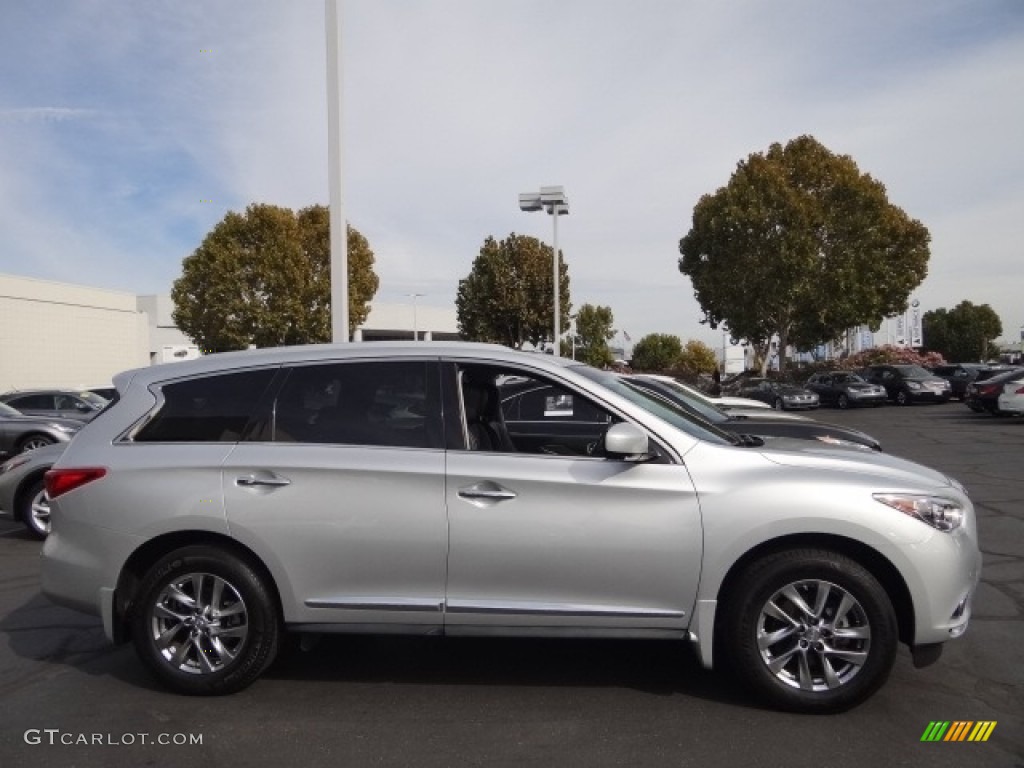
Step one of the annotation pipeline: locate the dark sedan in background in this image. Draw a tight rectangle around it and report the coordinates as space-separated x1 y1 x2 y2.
736 378 819 410
805 371 887 408
628 375 881 450
930 363 996 401
859 364 951 405
964 366 1024 414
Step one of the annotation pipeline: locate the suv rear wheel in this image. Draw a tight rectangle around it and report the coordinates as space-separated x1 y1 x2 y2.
131 546 280 695
723 548 898 713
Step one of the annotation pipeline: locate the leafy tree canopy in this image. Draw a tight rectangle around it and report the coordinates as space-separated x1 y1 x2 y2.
923 301 1002 362
673 339 718 378
679 135 930 372
631 333 683 371
172 203 378 352
456 233 571 349
564 303 615 367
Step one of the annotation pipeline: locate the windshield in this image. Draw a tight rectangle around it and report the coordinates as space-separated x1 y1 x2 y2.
78 391 109 407
835 373 867 384
570 366 735 445
633 377 730 424
893 365 934 378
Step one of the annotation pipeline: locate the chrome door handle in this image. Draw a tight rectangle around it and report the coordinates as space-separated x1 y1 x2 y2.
236 474 291 488
458 482 517 502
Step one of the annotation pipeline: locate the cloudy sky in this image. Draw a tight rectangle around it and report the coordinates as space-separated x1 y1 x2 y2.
1 0 1022 350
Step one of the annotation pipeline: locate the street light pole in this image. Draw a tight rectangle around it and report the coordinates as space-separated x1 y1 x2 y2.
326 0 348 342
519 186 569 356
406 293 424 341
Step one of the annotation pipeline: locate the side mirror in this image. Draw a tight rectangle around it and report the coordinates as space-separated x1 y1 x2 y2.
603 422 654 462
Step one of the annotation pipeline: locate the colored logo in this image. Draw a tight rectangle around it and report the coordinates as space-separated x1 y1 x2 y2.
921 721 996 742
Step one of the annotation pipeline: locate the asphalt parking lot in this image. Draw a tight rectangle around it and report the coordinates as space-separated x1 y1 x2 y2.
0 403 1021 768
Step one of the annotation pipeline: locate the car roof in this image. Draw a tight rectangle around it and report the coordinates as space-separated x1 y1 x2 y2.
112 342 580 390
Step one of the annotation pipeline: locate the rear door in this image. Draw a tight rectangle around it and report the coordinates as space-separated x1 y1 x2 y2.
222 359 447 631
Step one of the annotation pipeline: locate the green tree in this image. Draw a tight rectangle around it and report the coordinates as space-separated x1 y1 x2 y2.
172 203 378 351
565 304 615 367
631 333 683 371
456 233 571 349
923 301 1002 361
673 339 718 377
679 135 930 373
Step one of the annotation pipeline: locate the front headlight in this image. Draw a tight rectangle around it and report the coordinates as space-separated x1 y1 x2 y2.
906 382 922 389
49 423 79 434
873 493 964 531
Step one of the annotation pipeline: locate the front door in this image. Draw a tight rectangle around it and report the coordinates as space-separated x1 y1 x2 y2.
443 362 702 634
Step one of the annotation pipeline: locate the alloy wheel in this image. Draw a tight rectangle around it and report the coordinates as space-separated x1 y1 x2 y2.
756 578 870 692
149 572 250 675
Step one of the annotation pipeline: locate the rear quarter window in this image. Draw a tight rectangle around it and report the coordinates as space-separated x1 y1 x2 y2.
134 369 276 442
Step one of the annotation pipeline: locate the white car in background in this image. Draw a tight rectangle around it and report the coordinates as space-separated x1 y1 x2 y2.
643 374 772 411
997 372 1024 415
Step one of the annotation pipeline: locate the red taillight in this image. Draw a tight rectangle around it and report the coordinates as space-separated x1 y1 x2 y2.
978 383 1001 395
45 468 107 499
1013 386 1024 395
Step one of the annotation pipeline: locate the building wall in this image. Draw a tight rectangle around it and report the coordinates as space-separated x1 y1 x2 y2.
0 274 149 389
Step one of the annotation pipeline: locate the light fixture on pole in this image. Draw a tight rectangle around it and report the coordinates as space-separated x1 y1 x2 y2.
519 185 569 357
405 293 425 341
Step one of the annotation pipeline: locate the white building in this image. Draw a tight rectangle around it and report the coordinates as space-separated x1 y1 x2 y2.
0 274 148 390
0 273 460 389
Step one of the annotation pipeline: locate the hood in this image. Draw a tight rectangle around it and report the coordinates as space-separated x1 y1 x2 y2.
758 442 953 487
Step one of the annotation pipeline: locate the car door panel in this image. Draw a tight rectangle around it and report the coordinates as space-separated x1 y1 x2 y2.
444 450 702 632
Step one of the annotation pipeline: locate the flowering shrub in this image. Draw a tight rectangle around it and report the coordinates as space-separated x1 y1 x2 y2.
843 345 946 369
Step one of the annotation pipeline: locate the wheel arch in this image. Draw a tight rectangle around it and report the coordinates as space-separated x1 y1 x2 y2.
112 531 283 644
713 533 915 649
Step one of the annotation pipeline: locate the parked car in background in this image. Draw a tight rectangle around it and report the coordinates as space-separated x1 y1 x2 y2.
929 364 995 401
996 371 1024 415
859 365 951 406
0 441 64 538
640 374 771 410
0 389 108 422
737 378 820 410
965 367 1024 414
0 402 81 458
627 375 881 450
42 342 978 712
805 371 887 409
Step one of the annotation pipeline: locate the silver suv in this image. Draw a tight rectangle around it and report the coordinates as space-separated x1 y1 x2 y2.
41 342 980 712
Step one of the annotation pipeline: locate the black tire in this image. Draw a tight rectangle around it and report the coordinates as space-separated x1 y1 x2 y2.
836 394 849 410
16 434 55 454
722 548 898 713
17 477 50 539
895 390 910 406
130 546 280 695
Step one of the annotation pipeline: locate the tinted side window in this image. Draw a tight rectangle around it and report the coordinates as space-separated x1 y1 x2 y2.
268 361 439 449
9 394 53 410
135 369 276 442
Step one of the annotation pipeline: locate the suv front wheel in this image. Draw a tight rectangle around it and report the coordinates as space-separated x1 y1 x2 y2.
131 546 280 695
723 548 898 713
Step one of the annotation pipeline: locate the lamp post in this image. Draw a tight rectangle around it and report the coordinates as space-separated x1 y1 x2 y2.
405 293 424 341
326 0 348 341
519 186 569 356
